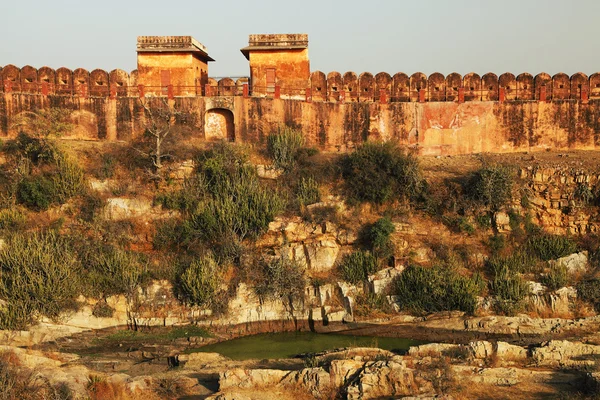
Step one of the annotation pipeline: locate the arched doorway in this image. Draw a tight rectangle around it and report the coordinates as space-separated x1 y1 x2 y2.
204 108 235 141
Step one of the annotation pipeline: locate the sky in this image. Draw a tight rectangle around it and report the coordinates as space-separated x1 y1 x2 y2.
1 0 599 78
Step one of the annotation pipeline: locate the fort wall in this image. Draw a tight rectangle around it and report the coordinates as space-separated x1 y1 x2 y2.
2 65 600 156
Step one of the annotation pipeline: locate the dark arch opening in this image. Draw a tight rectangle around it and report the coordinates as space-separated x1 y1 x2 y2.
205 108 235 142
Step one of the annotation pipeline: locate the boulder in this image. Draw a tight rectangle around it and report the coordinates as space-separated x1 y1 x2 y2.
408 343 461 358
469 341 494 359
368 267 403 295
549 251 589 274
345 361 416 400
219 368 289 389
305 239 340 272
496 342 528 361
532 340 600 366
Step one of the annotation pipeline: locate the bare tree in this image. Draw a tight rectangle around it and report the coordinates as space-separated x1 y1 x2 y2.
137 97 179 173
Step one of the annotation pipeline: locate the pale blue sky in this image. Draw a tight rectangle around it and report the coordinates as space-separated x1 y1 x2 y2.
1 0 598 77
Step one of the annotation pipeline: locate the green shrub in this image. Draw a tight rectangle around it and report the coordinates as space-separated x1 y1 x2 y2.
354 293 392 316
466 164 514 211
16 175 53 210
0 233 81 330
155 143 284 262
490 267 529 316
486 250 536 276
266 126 305 171
391 265 483 315
51 152 86 203
526 234 578 261
367 217 396 262
295 176 321 207
176 255 220 308
577 279 600 312
442 215 475 234
0 208 26 231
79 192 105 223
82 244 148 299
340 142 423 204
542 263 569 291
339 251 378 284
253 256 306 301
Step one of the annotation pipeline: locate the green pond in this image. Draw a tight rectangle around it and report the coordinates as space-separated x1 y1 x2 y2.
190 332 425 360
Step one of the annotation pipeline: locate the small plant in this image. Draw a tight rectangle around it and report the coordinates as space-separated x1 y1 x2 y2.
92 300 115 318
442 215 475 234
296 176 321 207
541 263 569 291
340 142 423 204
339 251 378 284
0 232 81 330
0 208 26 231
176 255 220 308
526 234 578 261
367 217 396 262
574 183 595 205
577 279 600 312
253 255 306 302
303 353 320 368
266 126 305 171
82 244 148 300
466 164 514 212
16 175 53 210
490 267 529 316
391 265 483 315
486 250 536 276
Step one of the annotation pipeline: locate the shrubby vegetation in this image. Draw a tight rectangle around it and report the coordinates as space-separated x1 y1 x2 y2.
0 233 81 330
252 255 306 302
176 255 220 308
340 142 423 204
364 217 396 264
465 164 515 212
155 142 284 261
489 266 529 315
338 251 378 284
266 126 305 171
391 265 484 315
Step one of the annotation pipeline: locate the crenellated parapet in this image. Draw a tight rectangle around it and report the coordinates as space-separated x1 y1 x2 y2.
0 65 134 97
1 65 599 103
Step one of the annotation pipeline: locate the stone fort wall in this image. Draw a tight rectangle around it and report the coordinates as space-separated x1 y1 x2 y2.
2 64 600 156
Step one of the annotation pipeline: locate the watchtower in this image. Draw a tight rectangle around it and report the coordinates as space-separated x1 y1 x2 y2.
241 34 310 98
136 36 214 95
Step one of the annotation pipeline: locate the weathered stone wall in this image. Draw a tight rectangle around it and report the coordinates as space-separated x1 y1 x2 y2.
3 91 600 156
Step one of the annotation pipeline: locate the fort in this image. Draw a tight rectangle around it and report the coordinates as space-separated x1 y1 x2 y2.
1 34 600 155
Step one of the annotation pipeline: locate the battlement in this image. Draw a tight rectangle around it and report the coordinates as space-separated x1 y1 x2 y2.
136 36 213 60
247 34 308 48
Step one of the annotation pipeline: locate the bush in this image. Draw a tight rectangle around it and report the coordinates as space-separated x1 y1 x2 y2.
253 256 306 302
0 233 81 330
340 142 423 204
266 126 305 171
339 251 378 284
16 175 53 210
466 164 514 212
542 263 569 291
490 267 529 316
51 151 86 203
0 208 26 231
366 217 396 262
295 176 321 207
391 265 483 315
526 234 578 261
486 250 537 276
82 244 148 299
577 279 600 312
176 255 220 308
154 143 284 262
